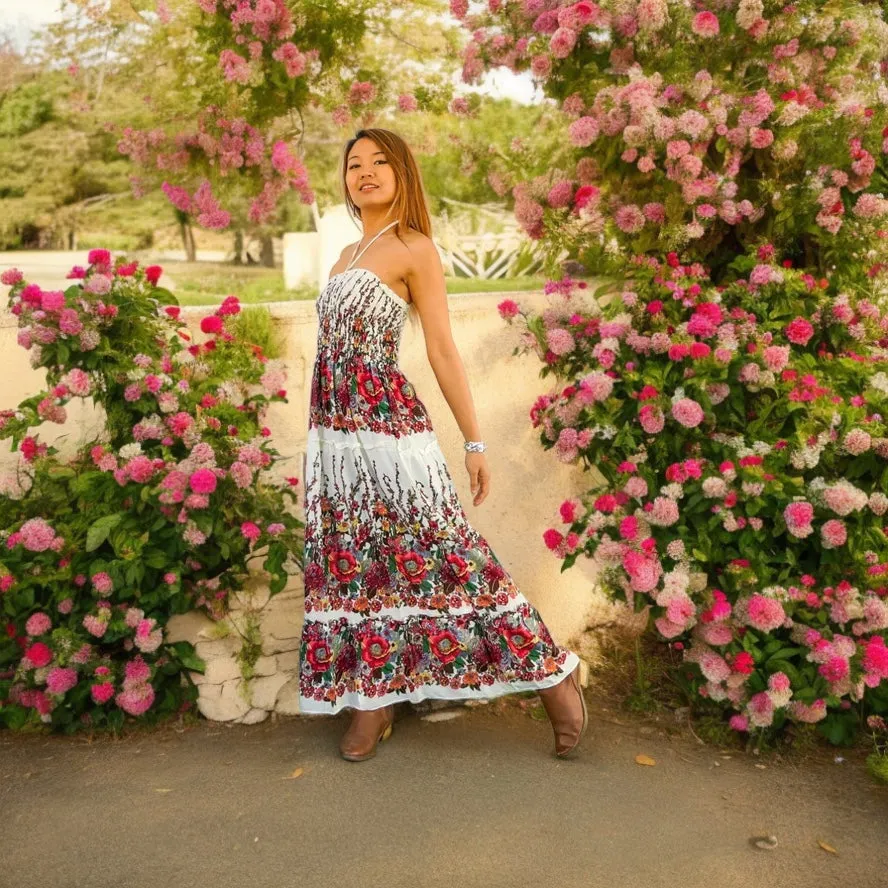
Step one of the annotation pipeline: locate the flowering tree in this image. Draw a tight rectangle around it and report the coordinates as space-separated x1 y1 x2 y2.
462 0 888 744
0 254 302 731
114 0 464 238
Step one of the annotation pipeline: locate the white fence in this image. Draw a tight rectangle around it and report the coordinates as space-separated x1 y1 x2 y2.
283 203 544 291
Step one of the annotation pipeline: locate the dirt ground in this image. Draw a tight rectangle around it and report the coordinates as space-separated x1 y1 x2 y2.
2 693 886 888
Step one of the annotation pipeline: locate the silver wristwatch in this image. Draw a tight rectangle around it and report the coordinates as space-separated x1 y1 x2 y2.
464 440 487 453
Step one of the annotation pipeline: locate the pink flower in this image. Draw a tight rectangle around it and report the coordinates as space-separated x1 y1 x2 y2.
762 345 789 371
91 682 115 704
125 656 151 684
40 290 65 312
789 699 827 723
671 398 704 428
639 404 665 434
546 327 575 355
691 11 719 37
241 521 261 542
26 612 52 636
784 501 814 538
219 48 251 83
24 642 53 668
82 614 108 638
18 518 57 552
189 468 218 494
819 656 849 683
91 572 113 594
785 317 814 346
747 691 775 727
549 26 577 58
820 519 847 549
614 204 645 233
543 528 564 551
46 666 78 695
115 682 155 716
497 299 520 319
201 315 224 335
648 496 680 527
397 93 418 112
568 116 600 147
622 550 662 593
862 637 888 687
729 714 749 732
579 372 614 402
745 594 786 632
64 368 91 396
619 515 639 540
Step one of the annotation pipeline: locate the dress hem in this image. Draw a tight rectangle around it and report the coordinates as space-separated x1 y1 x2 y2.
297 650 581 715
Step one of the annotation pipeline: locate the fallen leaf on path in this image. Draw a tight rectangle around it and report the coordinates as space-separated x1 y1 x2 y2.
817 841 838 855
754 763 767 770
750 835 778 851
281 767 304 780
154 788 173 793
635 754 656 767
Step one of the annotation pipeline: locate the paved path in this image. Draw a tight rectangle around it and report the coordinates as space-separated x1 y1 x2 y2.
2 698 885 888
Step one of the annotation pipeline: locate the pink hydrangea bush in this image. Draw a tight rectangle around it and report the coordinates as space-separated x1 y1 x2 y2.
469 2 888 745
1 253 303 732
504 250 888 744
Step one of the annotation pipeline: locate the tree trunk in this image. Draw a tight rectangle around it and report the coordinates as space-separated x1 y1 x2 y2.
233 229 244 265
179 220 197 262
187 224 197 263
259 234 275 268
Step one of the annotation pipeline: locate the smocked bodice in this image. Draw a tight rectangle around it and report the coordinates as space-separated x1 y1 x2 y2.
314 267 409 364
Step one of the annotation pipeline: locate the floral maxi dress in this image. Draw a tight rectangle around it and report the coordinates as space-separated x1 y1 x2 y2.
298 259 579 714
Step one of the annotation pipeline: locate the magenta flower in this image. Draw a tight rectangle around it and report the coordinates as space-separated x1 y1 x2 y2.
189 468 218 495
241 521 261 542
785 317 814 345
91 682 115 704
46 667 78 695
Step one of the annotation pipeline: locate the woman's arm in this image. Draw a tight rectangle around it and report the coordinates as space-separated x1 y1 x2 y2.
405 236 491 506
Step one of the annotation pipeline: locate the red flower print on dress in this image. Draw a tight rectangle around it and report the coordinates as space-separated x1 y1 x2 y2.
306 639 334 672
361 634 392 669
504 625 537 658
395 551 428 584
356 368 385 406
430 629 462 664
443 552 473 584
329 549 360 583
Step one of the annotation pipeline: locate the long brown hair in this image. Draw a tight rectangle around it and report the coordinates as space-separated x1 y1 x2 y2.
340 128 433 240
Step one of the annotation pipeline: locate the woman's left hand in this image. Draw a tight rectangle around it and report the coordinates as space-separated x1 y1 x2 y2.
466 451 491 506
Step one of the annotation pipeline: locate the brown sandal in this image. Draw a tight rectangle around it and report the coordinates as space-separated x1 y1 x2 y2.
537 662 588 758
339 704 395 762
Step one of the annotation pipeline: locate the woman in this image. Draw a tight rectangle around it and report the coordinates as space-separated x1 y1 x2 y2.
298 127 587 761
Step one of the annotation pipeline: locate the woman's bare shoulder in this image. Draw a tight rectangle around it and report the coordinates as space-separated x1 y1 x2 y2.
400 227 433 248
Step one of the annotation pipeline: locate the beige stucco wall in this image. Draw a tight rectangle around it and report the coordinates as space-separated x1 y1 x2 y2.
1 280 635 718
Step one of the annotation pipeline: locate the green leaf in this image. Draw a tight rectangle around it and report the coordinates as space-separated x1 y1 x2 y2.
172 642 206 673
86 513 125 552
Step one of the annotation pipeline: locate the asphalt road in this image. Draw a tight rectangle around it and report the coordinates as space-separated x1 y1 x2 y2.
2 697 886 888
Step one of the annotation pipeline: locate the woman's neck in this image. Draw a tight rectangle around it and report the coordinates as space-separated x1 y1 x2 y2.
359 209 398 239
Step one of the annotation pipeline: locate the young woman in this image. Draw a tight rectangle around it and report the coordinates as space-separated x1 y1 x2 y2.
298 127 587 761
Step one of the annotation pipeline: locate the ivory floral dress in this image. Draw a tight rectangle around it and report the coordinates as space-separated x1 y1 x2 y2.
298 230 579 714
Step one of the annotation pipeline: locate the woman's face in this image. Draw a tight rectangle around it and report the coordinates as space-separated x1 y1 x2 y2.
345 137 397 210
